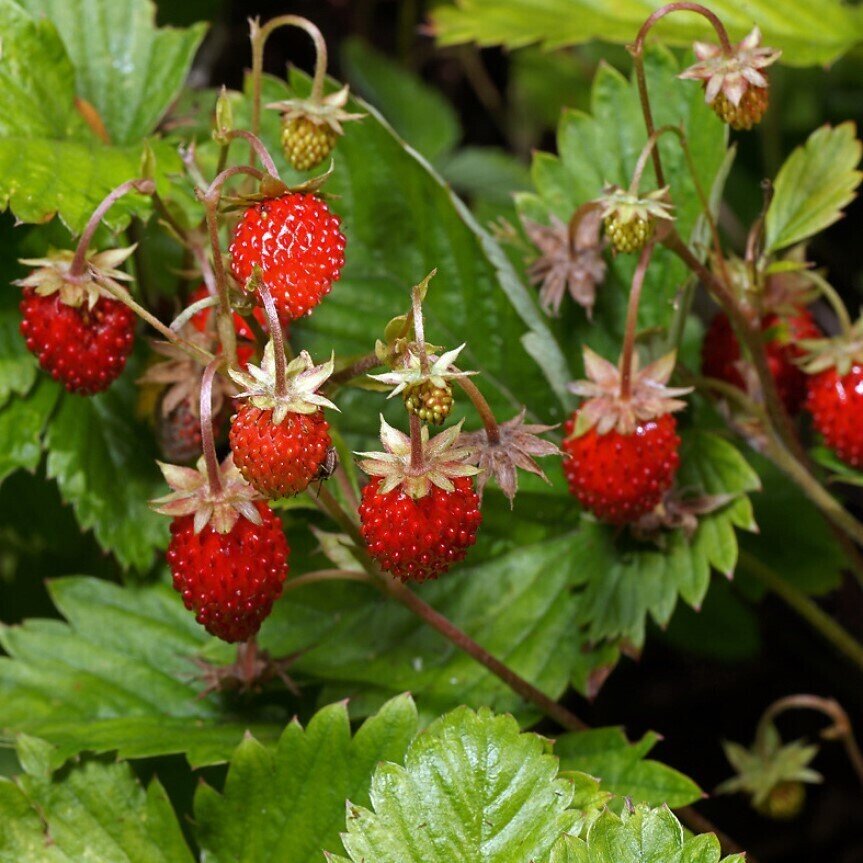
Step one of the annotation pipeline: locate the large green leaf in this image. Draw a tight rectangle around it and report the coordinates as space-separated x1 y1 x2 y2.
568 432 760 647
44 374 168 571
14 0 206 145
765 123 862 253
555 727 702 808
516 47 727 369
549 806 744 863
430 0 863 67
341 37 460 162
0 756 193 862
195 695 418 863
259 531 614 722
255 71 573 427
335 706 581 863
0 381 59 486
0 577 283 768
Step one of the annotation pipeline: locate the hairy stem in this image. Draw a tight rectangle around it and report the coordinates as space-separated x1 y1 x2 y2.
409 413 425 472
282 568 373 593
258 281 288 399
70 179 155 277
200 358 225 495
620 242 655 400
329 351 382 385
411 284 430 375
220 129 281 178
454 375 501 445
631 2 733 56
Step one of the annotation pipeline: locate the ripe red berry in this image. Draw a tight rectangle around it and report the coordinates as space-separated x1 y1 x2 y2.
562 413 681 525
166 500 289 643
701 310 820 414
229 193 345 322
359 476 482 582
805 364 863 469
230 405 331 498
20 289 135 395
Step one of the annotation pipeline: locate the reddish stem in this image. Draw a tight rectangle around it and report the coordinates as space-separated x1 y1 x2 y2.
200 357 225 495
630 2 734 56
220 129 280 178
411 284 430 375
409 413 425 472
620 242 655 401
69 178 155 277
257 281 288 400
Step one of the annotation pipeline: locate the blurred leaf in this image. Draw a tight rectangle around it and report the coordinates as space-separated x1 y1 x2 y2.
810 443 863 488
195 695 418 863
336 706 580 863
556 727 702 807
549 805 742 863
438 146 532 205
14 0 207 145
569 432 760 647
765 123 862 252
0 757 193 862
0 577 283 767
430 0 863 67
0 382 59 486
341 37 460 161
516 47 727 367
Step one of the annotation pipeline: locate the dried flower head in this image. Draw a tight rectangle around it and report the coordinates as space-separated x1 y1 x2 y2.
16 246 136 310
631 487 739 545
150 454 263 534
568 347 692 436
356 416 479 499
461 409 560 506
522 209 607 317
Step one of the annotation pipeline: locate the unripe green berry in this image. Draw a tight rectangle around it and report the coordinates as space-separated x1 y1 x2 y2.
403 380 453 426
710 86 769 131
281 117 338 172
755 781 805 820
603 213 653 254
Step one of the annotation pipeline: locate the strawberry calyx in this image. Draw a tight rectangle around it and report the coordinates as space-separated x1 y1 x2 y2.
567 346 691 437
230 342 337 424
267 84 364 136
15 246 136 310
356 416 479 499
150 454 264 534
798 318 863 376
368 343 476 398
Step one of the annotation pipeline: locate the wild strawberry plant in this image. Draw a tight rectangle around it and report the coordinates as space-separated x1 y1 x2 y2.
1 0 862 860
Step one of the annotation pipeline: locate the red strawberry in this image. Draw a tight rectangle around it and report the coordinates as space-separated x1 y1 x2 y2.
563 347 690 525
563 413 681 524
151 455 290 643
230 406 331 498
16 247 139 395
357 418 482 582
229 193 345 322
189 284 267 342
359 476 481 582
167 500 288 642
229 343 337 498
701 310 820 414
20 290 135 395
805 364 863 469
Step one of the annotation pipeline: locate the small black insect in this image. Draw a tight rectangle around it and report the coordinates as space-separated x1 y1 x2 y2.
314 446 340 484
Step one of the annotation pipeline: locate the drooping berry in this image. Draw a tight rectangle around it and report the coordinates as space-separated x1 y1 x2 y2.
756 781 806 821
230 406 331 498
229 344 338 498
805 364 863 468
597 186 673 255
357 418 482 582
282 117 338 171
167 500 289 642
20 290 135 395
701 309 820 414
403 379 453 425
679 26 780 132
563 413 681 525
359 476 481 582
564 347 690 525
229 193 345 322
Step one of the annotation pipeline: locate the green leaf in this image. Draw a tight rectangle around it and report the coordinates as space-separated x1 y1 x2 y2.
516 47 727 366
550 805 742 863
438 146 532 205
569 432 760 647
14 0 207 145
195 695 419 863
0 758 193 862
765 123 862 252
430 0 863 67
0 577 283 768
0 382 60 486
260 532 613 721
556 727 702 807
43 375 168 571
341 37 460 161
255 71 573 429
0 248 37 406
338 706 580 863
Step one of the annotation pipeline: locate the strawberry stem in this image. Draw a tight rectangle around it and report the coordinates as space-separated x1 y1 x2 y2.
409 413 425 471
453 375 501 445
69 178 155 278
806 270 854 336
630 3 734 57
170 294 219 333
201 357 226 496
250 14 330 163
258 280 289 399
219 129 281 178
411 282 431 376
619 241 655 401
